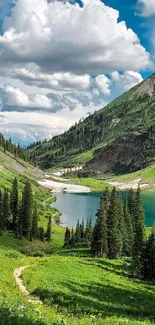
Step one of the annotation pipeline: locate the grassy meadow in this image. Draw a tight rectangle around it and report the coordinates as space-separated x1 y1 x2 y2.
1 232 155 325
1 148 155 324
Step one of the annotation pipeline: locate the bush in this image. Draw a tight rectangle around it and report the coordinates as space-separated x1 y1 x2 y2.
5 252 20 259
20 240 49 256
31 251 45 258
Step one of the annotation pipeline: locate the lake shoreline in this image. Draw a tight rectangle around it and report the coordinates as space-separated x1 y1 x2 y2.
38 178 91 193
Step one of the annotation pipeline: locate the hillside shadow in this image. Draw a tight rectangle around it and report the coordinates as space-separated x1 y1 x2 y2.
78 258 130 277
56 248 91 257
33 279 155 322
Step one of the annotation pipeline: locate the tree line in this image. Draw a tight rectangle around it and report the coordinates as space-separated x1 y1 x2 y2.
0 178 52 242
0 133 29 162
64 218 93 248
64 187 155 282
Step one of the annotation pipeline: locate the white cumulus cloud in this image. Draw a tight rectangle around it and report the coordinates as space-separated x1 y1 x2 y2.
137 0 155 16
110 71 143 96
4 85 53 109
10 66 91 91
95 75 111 95
0 0 150 76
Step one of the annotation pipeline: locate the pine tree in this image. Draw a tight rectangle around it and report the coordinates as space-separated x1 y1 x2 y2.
38 227 45 242
21 181 33 240
127 189 135 232
107 187 122 259
46 216 52 242
85 219 89 243
88 218 93 242
80 218 85 241
16 201 23 239
132 187 145 278
10 177 19 230
70 227 75 247
91 195 108 257
64 227 71 247
75 220 81 243
31 202 38 239
123 199 133 256
117 194 126 251
2 189 10 230
103 187 110 211
143 229 155 281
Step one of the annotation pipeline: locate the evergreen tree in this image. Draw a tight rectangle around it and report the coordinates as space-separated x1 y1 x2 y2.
2 189 10 230
75 220 81 243
10 177 19 230
21 181 33 240
103 187 110 211
107 187 122 259
91 195 108 257
88 218 93 242
80 218 85 241
16 201 23 239
38 227 45 242
117 194 126 251
64 227 71 247
127 189 136 232
31 202 38 239
85 218 89 242
70 227 75 247
132 187 145 278
143 229 155 281
123 199 133 256
46 216 52 242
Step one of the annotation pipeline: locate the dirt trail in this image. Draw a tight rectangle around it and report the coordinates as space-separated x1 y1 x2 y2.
14 266 42 305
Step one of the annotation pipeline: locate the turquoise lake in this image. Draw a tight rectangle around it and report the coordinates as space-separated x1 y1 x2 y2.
52 192 155 228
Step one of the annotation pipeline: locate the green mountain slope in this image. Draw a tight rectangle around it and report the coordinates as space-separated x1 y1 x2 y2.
27 73 155 173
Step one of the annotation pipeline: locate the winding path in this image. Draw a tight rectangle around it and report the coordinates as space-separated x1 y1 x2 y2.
14 266 42 305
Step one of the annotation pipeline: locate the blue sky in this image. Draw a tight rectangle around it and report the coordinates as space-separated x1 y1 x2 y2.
0 0 154 145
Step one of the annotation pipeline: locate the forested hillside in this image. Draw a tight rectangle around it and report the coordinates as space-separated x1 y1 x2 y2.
27 74 155 172
0 132 29 162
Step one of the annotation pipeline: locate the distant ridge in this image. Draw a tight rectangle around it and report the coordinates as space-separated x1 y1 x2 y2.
27 73 155 174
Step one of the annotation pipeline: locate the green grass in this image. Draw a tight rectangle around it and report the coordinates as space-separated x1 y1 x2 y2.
1 144 155 324
68 163 155 192
22 255 155 325
0 233 66 325
0 230 155 325
70 177 110 192
107 164 155 192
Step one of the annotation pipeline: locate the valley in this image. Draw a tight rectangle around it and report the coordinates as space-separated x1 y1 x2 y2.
0 144 155 325
1 1 155 324
1 75 155 325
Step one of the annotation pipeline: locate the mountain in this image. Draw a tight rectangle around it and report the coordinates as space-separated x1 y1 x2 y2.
0 137 44 192
27 73 155 174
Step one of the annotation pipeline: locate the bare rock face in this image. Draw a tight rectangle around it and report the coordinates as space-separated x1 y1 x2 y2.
87 128 155 175
136 73 155 95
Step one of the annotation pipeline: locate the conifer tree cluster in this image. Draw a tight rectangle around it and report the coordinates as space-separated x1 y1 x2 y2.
0 178 52 242
64 218 93 248
91 187 145 260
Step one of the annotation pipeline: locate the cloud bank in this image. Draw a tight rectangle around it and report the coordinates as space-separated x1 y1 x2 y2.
0 0 151 144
